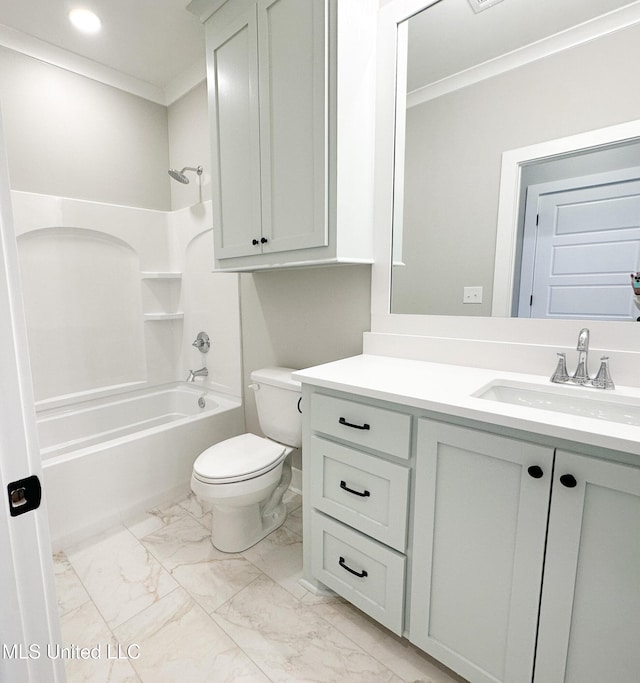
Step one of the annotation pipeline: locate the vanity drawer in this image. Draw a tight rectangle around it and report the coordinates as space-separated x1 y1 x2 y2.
310 393 411 459
309 435 409 551
311 510 405 635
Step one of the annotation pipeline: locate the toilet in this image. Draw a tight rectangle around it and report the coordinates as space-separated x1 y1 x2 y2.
190 367 302 552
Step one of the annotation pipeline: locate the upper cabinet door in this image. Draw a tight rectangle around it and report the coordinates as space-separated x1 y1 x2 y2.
535 451 640 683
207 7 262 259
257 0 327 254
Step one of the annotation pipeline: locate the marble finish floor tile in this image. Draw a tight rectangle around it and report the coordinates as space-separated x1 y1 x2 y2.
53 551 91 617
66 526 177 629
241 525 305 600
55 489 466 683
212 574 395 682
114 588 269 683
61 599 140 682
308 601 467 683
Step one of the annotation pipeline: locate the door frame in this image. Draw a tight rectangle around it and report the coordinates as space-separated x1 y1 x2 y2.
492 119 640 316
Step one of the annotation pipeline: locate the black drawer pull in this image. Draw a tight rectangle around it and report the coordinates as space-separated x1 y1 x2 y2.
560 474 577 488
340 480 371 498
339 556 368 578
339 417 370 431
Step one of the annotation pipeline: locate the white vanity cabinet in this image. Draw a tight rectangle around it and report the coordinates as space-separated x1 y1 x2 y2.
411 419 640 683
302 389 412 635
189 0 377 271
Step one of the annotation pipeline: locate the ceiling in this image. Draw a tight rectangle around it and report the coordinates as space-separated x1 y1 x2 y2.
0 0 206 105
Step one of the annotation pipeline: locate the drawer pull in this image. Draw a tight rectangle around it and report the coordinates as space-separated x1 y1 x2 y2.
339 417 370 431
340 480 371 498
339 556 368 578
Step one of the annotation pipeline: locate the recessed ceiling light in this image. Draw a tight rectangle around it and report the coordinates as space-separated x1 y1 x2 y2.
69 9 102 34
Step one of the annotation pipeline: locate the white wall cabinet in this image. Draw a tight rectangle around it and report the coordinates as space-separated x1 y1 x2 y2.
190 0 377 271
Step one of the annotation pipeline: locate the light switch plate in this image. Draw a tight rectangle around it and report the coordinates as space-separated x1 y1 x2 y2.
463 286 483 304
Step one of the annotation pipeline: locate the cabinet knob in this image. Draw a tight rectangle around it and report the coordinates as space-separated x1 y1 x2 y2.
527 465 544 479
252 239 260 246
559 474 577 488
260 237 268 244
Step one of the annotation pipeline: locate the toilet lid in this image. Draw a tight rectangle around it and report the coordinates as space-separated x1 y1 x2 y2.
193 433 287 484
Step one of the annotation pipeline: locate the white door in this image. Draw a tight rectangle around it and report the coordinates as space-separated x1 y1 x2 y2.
410 420 553 683
0 110 64 682
535 451 640 682
518 167 640 319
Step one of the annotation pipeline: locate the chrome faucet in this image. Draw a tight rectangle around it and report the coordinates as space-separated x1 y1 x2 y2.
187 367 208 382
572 327 590 384
550 328 614 389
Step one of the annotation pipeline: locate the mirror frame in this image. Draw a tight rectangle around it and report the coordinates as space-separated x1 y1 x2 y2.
371 0 640 353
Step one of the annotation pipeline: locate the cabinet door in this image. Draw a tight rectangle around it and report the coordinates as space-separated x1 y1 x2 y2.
207 7 262 259
257 0 327 253
410 420 553 683
535 451 640 682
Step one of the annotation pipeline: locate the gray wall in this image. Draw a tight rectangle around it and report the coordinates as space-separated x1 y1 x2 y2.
0 48 170 211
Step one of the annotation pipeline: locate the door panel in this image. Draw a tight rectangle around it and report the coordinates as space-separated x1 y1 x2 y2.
410 420 553 683
535 451 640 683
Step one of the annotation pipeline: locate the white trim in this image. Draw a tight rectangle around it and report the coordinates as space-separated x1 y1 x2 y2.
492 120 640 318
407 1 640 108
0 23 204 106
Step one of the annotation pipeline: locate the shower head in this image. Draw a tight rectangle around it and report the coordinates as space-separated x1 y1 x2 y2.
168 165 203 184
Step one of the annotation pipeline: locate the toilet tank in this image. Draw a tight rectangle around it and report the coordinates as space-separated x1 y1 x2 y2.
250 367 302 448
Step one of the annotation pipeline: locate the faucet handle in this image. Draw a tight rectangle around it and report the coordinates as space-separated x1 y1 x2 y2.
550 352 570 383
592 356 615 390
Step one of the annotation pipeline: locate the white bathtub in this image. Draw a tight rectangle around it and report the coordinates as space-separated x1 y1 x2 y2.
38 382 244 548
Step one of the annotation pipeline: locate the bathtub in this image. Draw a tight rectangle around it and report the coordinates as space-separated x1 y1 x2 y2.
38 382 244 548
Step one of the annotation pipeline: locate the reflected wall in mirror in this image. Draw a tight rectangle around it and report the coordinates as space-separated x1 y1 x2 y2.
391 0 640 320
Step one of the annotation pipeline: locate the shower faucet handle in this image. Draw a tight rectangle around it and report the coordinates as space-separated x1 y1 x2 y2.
192 332 210 353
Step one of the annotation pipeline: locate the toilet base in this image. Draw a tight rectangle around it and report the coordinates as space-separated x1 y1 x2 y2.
209 461 292 553
210 500 287 553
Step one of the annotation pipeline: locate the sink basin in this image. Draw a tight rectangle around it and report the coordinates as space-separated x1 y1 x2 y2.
473 380 640 427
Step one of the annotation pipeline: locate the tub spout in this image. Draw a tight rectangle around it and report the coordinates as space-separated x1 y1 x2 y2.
187 367 208 382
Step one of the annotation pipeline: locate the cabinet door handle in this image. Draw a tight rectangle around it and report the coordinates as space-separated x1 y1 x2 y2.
340 480 371 498
560 473 577 488
339 417 370 431
260 237 268 244
339 556 368 578
252 239 260 246
527 465 544 479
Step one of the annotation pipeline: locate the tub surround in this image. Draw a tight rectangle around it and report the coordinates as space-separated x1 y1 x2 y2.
296 353 640 682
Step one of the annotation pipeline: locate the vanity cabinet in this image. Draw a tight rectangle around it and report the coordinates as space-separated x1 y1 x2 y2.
411 419 640 683
303 389 412 635
191 0 376 271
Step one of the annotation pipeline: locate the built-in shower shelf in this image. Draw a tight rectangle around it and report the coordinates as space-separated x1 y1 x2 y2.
140 271 182 280
143 312 184 321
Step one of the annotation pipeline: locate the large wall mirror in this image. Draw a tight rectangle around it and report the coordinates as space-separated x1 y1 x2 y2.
391 0 640 321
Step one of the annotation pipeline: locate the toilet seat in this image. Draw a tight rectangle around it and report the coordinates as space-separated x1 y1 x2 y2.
193 433 287 485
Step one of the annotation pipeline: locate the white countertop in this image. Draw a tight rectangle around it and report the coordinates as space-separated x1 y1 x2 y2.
293 354 640 458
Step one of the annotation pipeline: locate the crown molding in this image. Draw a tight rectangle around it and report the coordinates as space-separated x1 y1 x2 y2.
0 23 204 107
407 1 640 108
